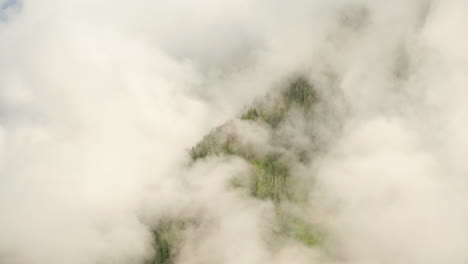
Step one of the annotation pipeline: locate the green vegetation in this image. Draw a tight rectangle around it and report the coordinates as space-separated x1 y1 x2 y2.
289 217 322 246
191 77 316 160
241 108 259 120
284 77 317 110
190 126 237 160
150 221 191 264
250 156 290 201
273 211 322 247
153 231 172 264
185 76 323 251
261 104 287 128
240 105 286 128
190 131 219 160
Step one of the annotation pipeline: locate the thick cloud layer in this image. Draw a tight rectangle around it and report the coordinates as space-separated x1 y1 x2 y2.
1 0 468 264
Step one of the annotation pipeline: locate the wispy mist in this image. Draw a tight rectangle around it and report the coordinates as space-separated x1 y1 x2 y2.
1 0 467 264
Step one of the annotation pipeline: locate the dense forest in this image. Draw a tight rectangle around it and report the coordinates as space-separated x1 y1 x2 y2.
149 76 325 264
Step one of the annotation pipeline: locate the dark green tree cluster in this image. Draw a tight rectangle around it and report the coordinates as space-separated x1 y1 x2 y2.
284 77 317 110
190 126 238 160
149 220 194 264
190 132 219 160
240 77 316 129
241 106 286 128
261 105 287 128
241 108 259 120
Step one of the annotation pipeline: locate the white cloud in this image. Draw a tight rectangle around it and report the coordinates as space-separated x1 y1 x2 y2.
1 0 468 264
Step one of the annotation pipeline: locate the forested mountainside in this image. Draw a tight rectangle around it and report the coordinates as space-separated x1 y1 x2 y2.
149 76 340 264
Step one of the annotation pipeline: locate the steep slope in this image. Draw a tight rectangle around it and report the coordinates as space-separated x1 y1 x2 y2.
150 76 335 264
